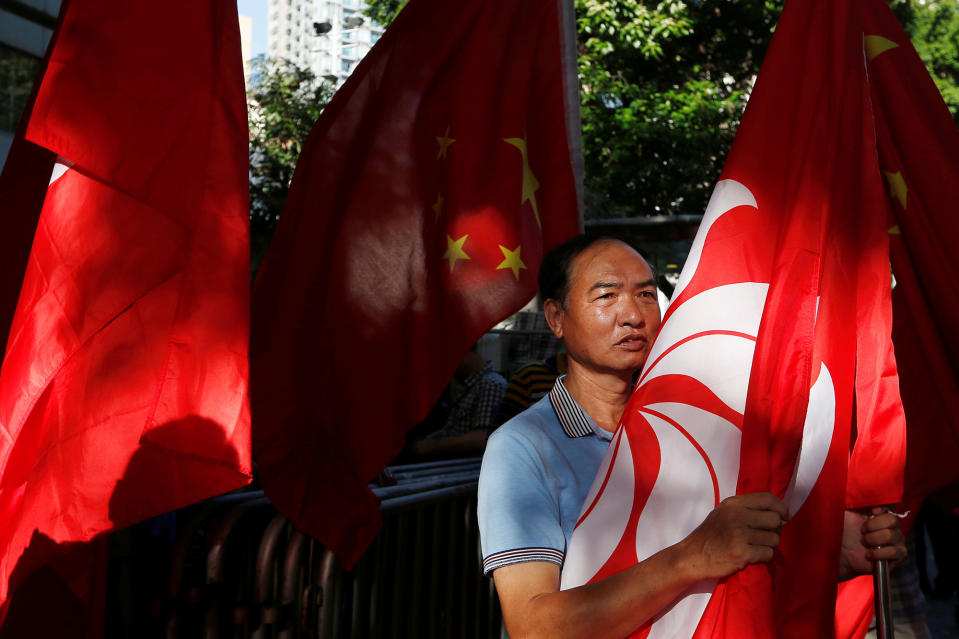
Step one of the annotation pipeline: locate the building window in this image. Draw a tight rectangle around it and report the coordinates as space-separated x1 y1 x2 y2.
341 60 352 73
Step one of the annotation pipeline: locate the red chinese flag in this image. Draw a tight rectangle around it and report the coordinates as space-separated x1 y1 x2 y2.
836 1 959 636
561 0 907 637
0 0 252 614
251 0 582 566
862 0 959 503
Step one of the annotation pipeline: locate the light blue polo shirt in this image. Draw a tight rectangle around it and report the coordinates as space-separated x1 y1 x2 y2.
478 376 613 575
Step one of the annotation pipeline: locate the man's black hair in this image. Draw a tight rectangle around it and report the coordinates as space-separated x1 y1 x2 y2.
537 235 655 308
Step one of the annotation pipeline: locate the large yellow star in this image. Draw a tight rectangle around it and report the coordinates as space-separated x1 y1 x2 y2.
504 138 541 229
436 125 455 160
865 35 899 62
443 234 470 272
432 192 444 221
883 170 908 210
496 244 527 280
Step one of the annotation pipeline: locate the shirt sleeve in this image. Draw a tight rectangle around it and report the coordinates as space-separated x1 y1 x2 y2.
477 425 566 575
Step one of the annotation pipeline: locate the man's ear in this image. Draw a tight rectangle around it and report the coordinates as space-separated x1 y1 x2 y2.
543 298 564 339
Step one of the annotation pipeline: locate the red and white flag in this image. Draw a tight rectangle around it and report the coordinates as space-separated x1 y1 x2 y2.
0 0 252 618
561 0 912 636
251 0 582 568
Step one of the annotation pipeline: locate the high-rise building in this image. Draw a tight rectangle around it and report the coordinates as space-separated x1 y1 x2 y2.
267 0 382 85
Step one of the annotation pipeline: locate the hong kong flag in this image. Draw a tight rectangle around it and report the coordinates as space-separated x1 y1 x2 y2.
0 0 252 619
561 0 910 637
251 0 582 567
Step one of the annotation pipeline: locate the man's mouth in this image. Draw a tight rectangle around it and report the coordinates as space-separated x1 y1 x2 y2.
615 334 648 351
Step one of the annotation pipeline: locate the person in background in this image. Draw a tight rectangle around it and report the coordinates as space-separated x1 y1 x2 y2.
410 345 506 458
496 351 568 425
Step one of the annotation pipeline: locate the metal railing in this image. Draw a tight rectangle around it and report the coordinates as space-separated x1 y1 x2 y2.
108 457 501 638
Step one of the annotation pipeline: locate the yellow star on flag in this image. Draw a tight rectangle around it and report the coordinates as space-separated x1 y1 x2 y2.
865 35 899 62
883 170 908 209
432 192 444 221
496 244 526 280
504 138 541 229
443 234 470 271
436 125 455 159
888 225 901 235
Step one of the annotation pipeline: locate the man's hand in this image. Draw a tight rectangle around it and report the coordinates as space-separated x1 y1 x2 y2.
839 507 907 580
677 492 788 580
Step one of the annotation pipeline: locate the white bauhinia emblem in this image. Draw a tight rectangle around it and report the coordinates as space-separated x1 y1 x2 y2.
560 180 836 639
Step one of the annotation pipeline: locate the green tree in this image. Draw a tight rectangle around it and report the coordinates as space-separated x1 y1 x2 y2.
247 56 333 267
0 44 41 134
575 1 782 218
902 0 959 123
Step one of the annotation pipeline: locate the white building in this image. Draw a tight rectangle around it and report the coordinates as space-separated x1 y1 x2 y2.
238 13 254 86
267 0 383 85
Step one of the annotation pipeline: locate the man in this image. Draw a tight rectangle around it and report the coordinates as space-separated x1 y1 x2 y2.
410 345 506 458
477 235 905 638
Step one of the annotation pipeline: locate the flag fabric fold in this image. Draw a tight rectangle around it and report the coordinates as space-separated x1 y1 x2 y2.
0 0 252 615
251 0 582 568
559 0 931 637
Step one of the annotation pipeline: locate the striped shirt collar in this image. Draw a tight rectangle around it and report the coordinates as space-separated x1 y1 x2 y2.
548 375 612 441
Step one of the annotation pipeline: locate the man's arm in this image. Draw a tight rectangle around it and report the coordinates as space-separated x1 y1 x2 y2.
492 492 787 639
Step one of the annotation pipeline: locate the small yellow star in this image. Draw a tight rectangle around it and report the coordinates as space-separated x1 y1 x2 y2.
436 125 455 160
432 192 444 221
496 244 527 280
883 170 908 210
865 35 899 62
888 225 901 235
504 138 541 229
443 234 470 272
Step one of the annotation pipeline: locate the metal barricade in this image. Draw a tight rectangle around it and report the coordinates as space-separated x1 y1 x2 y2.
110 457 502 638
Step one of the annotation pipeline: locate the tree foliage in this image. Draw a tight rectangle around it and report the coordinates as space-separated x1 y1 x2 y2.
576 1 783 217
247 56 333 266
361 0 958 219
902 0 959 123
0 44 41 135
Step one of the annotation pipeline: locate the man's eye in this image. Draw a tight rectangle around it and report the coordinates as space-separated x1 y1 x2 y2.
640 290 656 299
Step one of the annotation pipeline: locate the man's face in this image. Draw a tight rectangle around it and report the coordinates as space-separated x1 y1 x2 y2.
546 241 661 378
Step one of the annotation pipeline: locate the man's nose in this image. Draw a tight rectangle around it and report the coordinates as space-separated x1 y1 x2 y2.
620 297 646 327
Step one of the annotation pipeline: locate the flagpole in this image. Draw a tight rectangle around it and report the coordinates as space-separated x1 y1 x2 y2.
872 558 894 639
